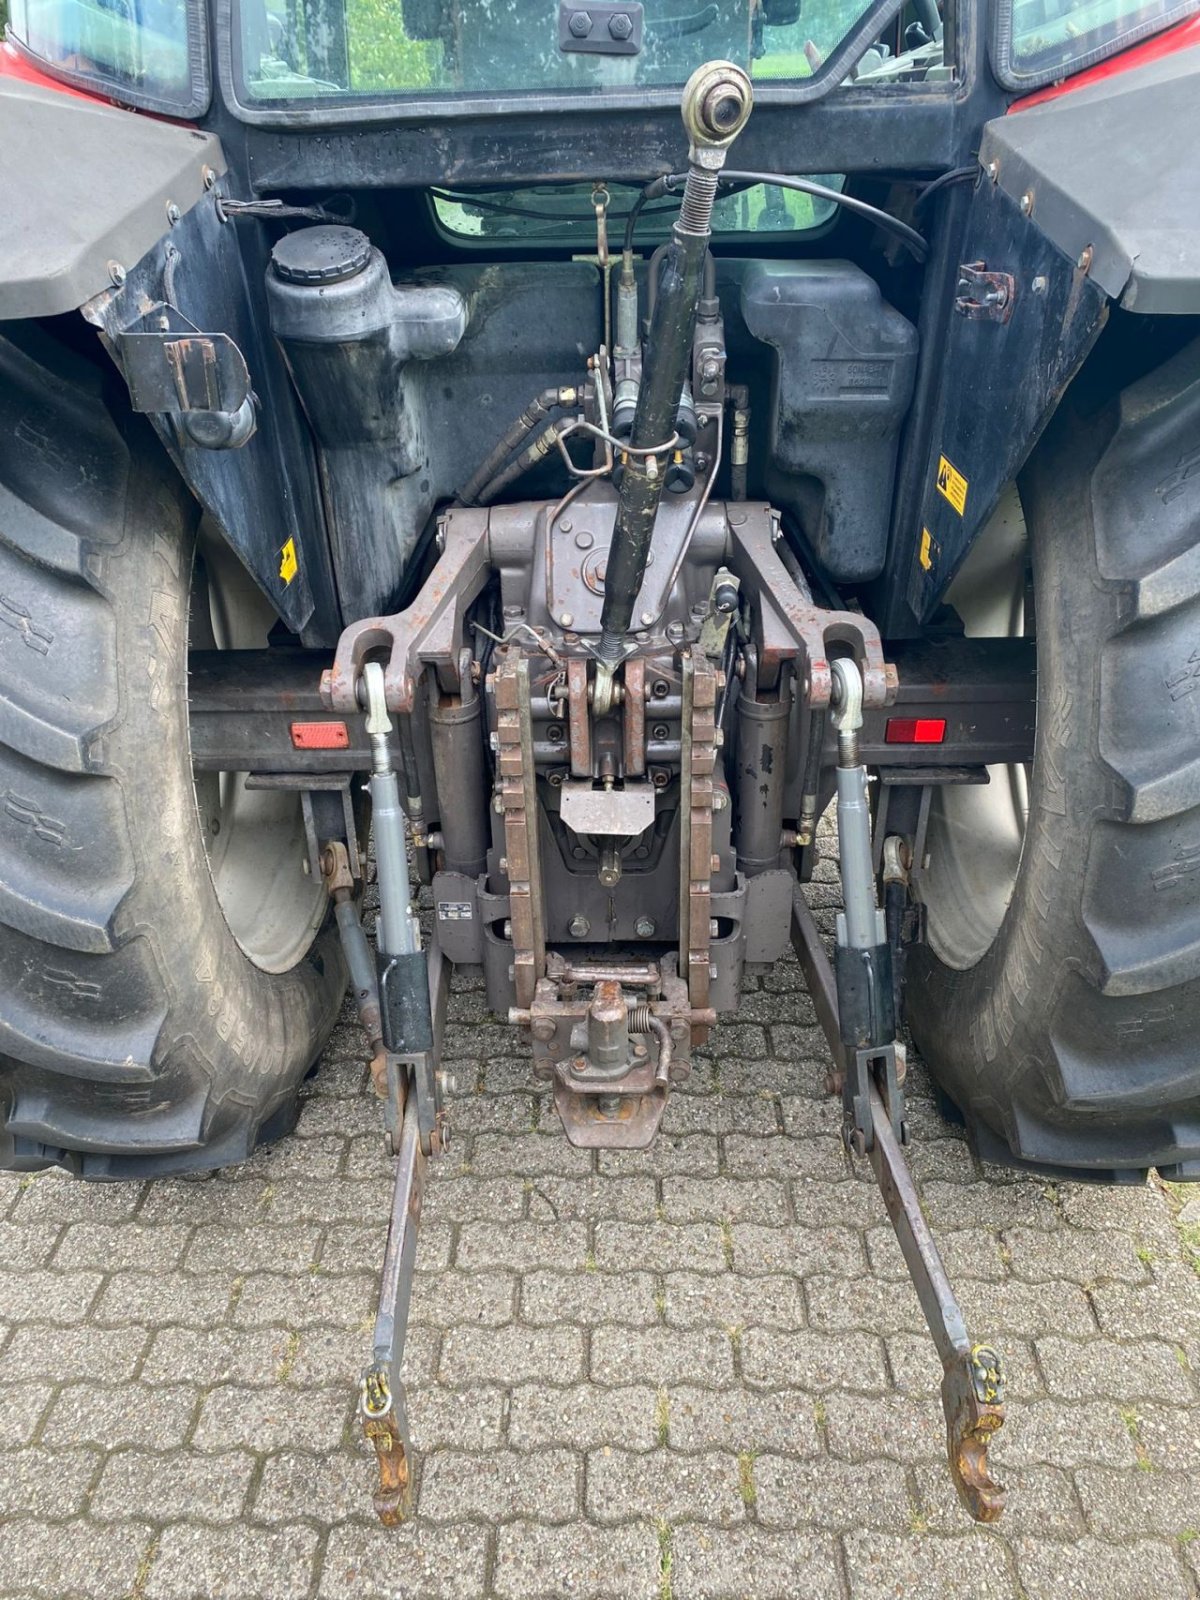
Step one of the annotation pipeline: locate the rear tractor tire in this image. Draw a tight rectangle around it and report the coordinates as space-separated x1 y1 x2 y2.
905 334 1200 1182
0 326 346 1178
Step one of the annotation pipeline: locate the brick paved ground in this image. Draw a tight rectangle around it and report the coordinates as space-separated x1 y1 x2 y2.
3 851 1200 1598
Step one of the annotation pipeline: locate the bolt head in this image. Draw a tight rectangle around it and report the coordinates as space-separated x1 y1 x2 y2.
569 914 591 938
568 8 592 35
1020 190 1034 215
640 611 654 626
559 519 573 534
166 201 181 226
203 165 217 190
608 10 633 38
635 916 656 937
560 613 573 628
107 261 126 287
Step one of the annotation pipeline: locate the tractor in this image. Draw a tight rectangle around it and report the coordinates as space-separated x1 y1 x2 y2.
2 0 1199 1525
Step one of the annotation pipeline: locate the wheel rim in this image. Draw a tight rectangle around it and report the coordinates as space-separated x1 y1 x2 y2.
921 487 1032 971
189 527 328 974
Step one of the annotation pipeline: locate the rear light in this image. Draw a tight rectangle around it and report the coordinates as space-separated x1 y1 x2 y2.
290 721 350 750
885 717 947 745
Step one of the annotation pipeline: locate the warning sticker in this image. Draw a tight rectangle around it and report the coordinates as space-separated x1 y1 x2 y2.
279 537 298 585
919 527 938 572
438 901 473 921
936 455 968 517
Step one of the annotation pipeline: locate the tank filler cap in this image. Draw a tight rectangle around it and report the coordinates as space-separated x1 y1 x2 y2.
271 225 372 286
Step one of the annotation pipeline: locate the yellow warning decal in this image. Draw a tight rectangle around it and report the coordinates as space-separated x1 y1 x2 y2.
919 526 938 572
936 454 968 517
279 537 298 585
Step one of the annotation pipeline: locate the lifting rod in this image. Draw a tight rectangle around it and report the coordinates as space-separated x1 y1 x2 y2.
791 658 1006 1524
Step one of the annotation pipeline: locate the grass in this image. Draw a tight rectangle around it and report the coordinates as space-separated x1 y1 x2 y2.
1119 1406 1155 1474
737 1450 758 1508
655 1387 670 1448
656 1520 673 1600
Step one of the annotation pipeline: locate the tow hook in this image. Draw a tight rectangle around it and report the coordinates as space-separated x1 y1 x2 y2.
791 657 1007 1523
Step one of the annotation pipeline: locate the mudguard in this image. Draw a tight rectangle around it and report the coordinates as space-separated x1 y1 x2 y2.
0 77 225 320
982 43 1200 314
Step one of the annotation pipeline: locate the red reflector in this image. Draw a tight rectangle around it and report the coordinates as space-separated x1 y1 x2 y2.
885 717 947 745
290 721 350 750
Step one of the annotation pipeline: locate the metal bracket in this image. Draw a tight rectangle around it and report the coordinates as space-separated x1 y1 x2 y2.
954 262 1016 324
118 303 251 415
559 0 643 55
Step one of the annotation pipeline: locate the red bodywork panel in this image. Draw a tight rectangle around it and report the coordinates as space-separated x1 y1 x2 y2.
1009 11 1200 110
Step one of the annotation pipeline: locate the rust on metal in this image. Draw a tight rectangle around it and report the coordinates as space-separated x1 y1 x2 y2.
725 505 893 710
321 508 491 715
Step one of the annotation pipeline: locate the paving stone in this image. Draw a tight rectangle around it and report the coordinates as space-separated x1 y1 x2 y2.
252 1449 380 1524
955 1275 1099 1338
92 1449 256 1524
1004 1226 1150 1285
586 1448 744 1526
10 1177 144 1224
409 1384 507 1451
670 1525 843 1599
421 1175 527 1223
231 1270 378 1329
843 1530 1017 1599
913 1462 1085 1538
721 1133 848 1181
785 1179 884 1228
755 1454 910 1531
419 1447 580 1522
660 1178 788 1224
1075 1464 1200 1540
192 1384 351 1453
0 1269 102 1323
593 1221 727 1274
519 1268 658 1326
661 1094 779 1136
865 1222 1009 1282
741 1327 888 1394
92 1271 236 1328
493 1520 660 1599
455 1221 589 1272
822 1393 945 1463
439 1323 584 1384
141 1326 291 1386
597 1136 720 1177
525 1175 658 1222
994 1400 1139 1469
184 1226 323 1274
42 1383 199 1451
264 1178 391 1226
591 1325 735 1387
52 1222 193 1272
145 1522 320 1600
0 1384 54 1448
1013 1536 1191 1600
0 1517 153 1600
0 1322 149 1383
668 1385 822 1456
507 1383 660 1451
136 1180 274 1226
469 1132 597 1178
0 1446 101 1518
0 1222 63 1269
411 1268 518 1327
1037 1334 1194 1404
663 1270 805 1331
729 1224 863 1278
920 1178 1064 1231
442 1092 539 1136
1089 1279 1200 1342
804 1274 927 1334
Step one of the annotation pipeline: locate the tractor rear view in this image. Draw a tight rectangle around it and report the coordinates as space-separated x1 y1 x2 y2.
2 0 1199 1526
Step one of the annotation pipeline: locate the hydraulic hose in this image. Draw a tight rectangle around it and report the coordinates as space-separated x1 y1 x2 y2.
595 61 753 706
457 386 577 507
